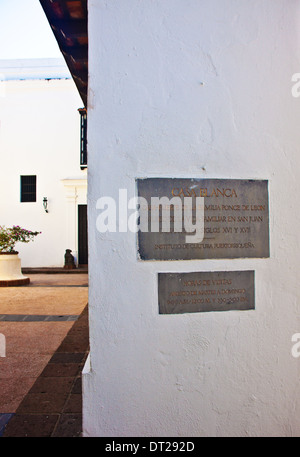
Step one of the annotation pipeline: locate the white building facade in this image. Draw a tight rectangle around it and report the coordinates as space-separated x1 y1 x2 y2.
0 58 87 268
81 0 300 437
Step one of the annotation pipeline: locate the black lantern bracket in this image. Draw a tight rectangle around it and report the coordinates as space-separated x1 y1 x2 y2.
43 197 48 213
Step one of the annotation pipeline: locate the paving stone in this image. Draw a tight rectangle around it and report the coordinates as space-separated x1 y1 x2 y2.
0 287 88 315
40 363 81 378
2 414 59 437
17 393 69 414
63 394 82 414
71 377 82 394
0 314 79 322
0 414 14 437
51 413 82 437
0 315 27 322
49 352 86 364
56 336 89 353
0 378 37 412
29 376 75 394
0 353 52 379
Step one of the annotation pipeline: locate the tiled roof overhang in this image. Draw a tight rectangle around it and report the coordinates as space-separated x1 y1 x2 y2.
39 0 88 107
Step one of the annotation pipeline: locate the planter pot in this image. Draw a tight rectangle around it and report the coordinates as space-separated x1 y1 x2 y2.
0 253 30 287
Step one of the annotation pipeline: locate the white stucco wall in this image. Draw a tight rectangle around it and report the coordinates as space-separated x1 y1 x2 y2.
0 59 87 267
83 1 300 436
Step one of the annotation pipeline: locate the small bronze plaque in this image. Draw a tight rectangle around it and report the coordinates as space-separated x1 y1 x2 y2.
158 270 255 314
137 178 269 260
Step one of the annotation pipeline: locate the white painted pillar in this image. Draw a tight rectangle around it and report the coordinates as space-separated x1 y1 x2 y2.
83 0 300 437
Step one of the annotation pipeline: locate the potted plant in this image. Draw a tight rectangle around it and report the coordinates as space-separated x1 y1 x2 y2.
0 225 41 286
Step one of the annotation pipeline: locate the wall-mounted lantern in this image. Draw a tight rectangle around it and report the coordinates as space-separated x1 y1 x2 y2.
43 197 48 213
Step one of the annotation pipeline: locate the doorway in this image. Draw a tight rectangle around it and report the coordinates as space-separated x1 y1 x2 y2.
78 204 88 266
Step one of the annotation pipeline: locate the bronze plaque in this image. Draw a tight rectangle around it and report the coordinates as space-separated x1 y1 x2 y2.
158 270 255 314
137 178 269 260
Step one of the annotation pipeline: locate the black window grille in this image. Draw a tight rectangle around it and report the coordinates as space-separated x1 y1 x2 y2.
20 175 36 202
79 108 87 169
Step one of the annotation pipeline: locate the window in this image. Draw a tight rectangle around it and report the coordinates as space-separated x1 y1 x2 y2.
20 175 36 202
78 108 87 169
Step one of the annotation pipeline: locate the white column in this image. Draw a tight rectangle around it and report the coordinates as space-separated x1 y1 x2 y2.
62 178 87 266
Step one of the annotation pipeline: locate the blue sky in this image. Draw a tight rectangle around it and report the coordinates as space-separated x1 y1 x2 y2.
0 0 63 59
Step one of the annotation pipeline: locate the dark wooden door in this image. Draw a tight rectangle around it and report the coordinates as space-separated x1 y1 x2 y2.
78 204 88 265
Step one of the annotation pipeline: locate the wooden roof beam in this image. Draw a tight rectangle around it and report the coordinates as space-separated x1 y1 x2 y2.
51 19 87 39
